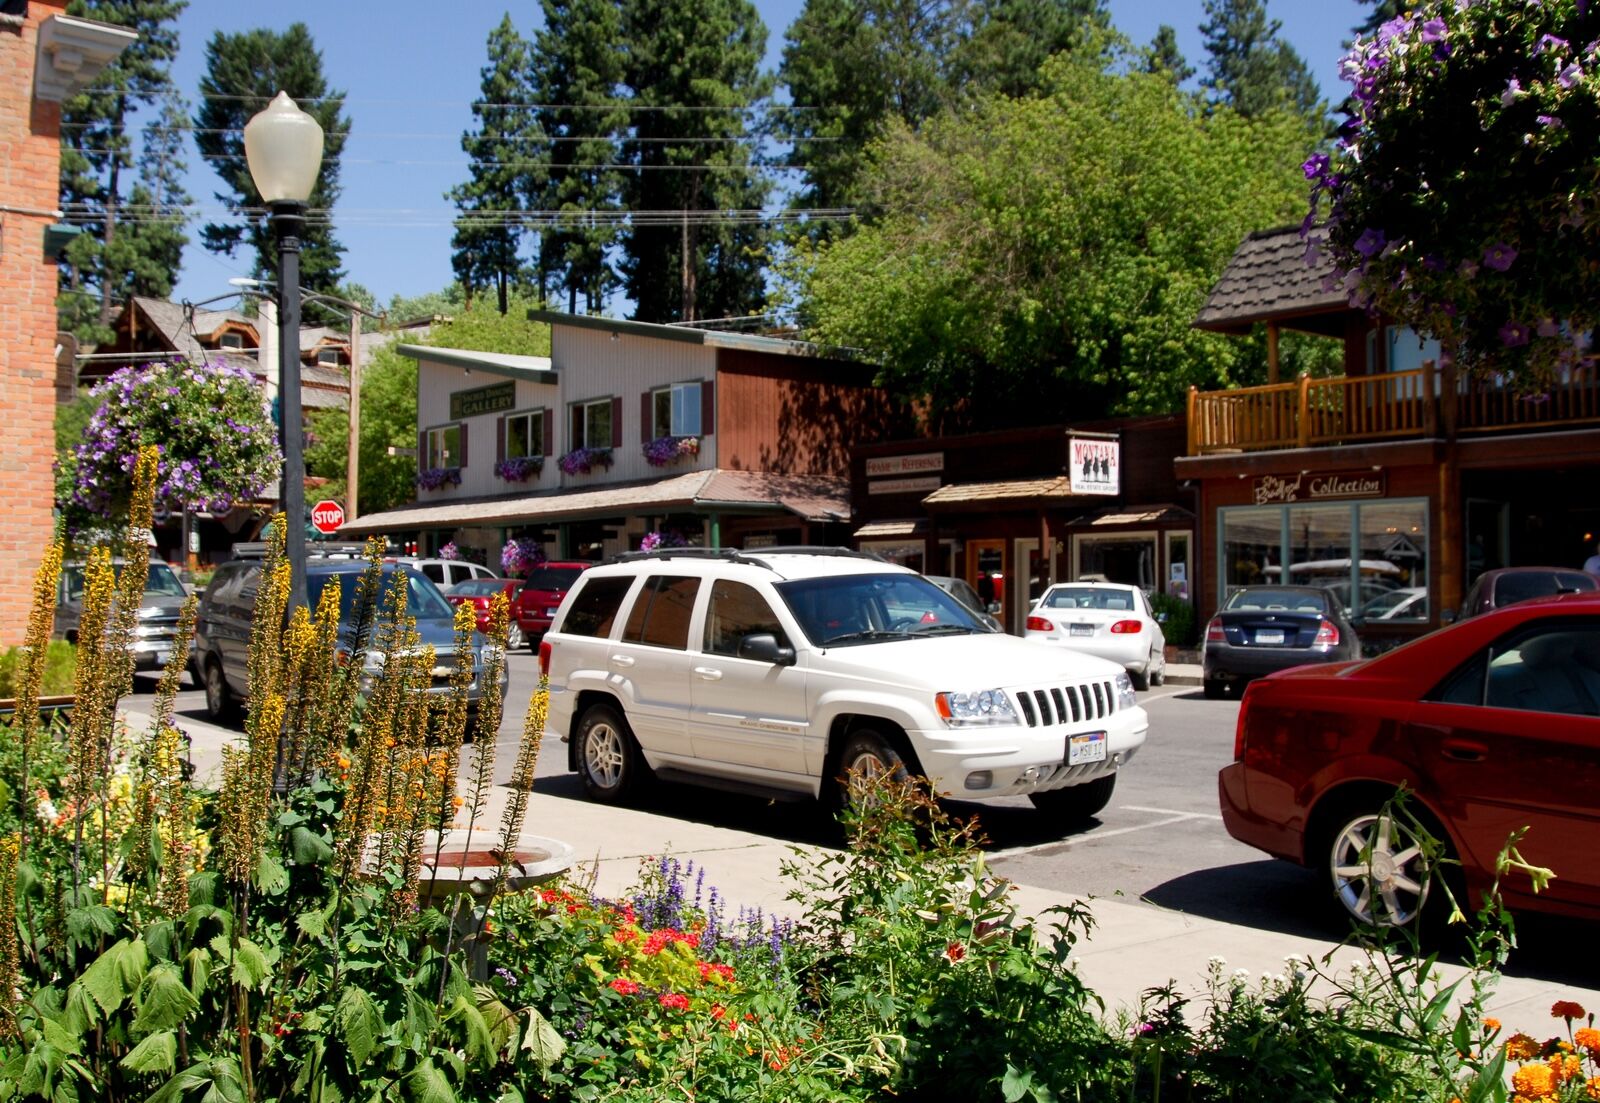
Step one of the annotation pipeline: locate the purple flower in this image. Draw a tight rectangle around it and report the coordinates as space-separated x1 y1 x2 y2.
1537 113 1564 128
1559 61 1583 88
1537 318 1561 338
1301 152 1331 182
1354 228 1387 258
1502 78 1523 105
1499 320 1531 347
1420 18 1447 43
1482 242 1517 271
1535 34 1569 56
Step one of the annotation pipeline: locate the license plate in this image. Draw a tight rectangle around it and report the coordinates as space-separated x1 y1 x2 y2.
1069 624 1094 637
546 607 560 617
1255 629 1285 645
1067 730 1107 765
154 649 170 666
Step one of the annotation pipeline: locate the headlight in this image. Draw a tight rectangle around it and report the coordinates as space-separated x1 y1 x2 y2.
1114 671 1137 710
935 689 1017 727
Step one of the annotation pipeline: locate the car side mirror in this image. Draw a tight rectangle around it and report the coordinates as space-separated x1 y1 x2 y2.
737 632 796 666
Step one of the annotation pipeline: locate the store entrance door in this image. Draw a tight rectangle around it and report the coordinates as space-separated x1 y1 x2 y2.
965 539 1006 627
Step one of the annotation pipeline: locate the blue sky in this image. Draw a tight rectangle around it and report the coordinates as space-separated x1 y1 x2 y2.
163 0 1373 310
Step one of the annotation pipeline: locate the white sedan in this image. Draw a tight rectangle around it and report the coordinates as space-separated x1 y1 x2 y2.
1025 582 1167 690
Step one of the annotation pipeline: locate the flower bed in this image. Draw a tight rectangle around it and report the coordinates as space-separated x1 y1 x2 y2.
558 446 613 476
643 435 700 467
494 455 544 482
416 465 462 491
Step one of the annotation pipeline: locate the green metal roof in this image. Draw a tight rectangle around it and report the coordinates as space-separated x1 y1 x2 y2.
396 344 559 385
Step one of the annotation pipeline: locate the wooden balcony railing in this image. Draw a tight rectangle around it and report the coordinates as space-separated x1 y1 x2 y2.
1187 360 1600 454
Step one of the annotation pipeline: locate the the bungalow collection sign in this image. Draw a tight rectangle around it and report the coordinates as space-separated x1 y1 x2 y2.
1253 470 1386 505
1069 436 1119 495
449 380 516 420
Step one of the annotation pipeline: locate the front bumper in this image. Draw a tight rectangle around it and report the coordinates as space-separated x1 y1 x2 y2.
131 639 195 671
911 710 1148 801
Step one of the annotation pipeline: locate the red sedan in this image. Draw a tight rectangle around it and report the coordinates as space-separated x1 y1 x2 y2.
1220 593 1600 930
445 578 526 647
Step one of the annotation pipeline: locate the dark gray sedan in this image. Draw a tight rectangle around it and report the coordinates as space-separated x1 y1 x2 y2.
1201 586 1360 699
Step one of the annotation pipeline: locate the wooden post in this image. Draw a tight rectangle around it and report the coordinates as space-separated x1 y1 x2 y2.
1296 372 1311 448
1437 446 1462 620
1041 513 1053 586
1266 323 1280 385
1186 386 1198 455
345 310 363 521
1422 358 1437 437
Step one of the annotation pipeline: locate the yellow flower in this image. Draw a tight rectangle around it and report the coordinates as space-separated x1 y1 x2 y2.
1512 1063 1557 1100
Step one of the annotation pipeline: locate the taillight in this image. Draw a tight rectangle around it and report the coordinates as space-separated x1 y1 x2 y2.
538 639 552 676
1314 619 1339 648
1025 615 1053 632
1205 617 1225 643
1110 619 1142 634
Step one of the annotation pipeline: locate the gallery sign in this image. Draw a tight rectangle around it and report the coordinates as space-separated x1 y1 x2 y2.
867 475 942 496
1068 436 1119 496
1252 469 1386 505
449 380 516 420
865 452 944 478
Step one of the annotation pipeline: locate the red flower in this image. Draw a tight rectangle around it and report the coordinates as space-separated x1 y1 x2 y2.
944 941 967 963
614 927 638 944
1554 1001 1588 1021
642 930 671 956
658 992 690 1011
609 977 640 996
711 1003 728 1020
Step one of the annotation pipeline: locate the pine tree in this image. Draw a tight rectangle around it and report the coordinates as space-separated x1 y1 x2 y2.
620 0 773 323
448 15 538 315
1199 0 1323 121
194 24 350 304
57 0 187 345
1146 24 1196 84
953 0 1110 100
531 0 628 315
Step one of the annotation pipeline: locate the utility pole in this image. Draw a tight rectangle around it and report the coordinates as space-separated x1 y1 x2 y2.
346 309 362 522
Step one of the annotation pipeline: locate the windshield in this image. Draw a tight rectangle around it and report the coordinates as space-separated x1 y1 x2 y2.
62 562 187 602
523 566 583 592
450 578 513 597
775 572 984 647
310 567 455 624
1039 586 1138 612
1224 588 1329 614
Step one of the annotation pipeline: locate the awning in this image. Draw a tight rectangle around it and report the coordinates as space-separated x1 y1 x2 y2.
337 469 849 537
921 477 1082 507
1068 503 1195 528
853 518 928 539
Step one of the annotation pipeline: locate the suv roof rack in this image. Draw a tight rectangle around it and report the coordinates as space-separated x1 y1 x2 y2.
232 541 372 560
604 545 885 572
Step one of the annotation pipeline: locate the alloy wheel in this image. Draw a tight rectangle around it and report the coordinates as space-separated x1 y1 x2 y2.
1329 811 1432 927
584 722 626 790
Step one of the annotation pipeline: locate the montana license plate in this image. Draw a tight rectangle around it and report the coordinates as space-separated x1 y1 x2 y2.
1069 623 1094 637
1255 629 1285 645
1067 730 1108 765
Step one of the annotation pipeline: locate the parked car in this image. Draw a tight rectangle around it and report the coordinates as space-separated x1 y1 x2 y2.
56 559 194 673
1024 582 1167 690
512 561 592 650
193 554 507 724
1201 586 1360 699
923 575 1003 632
390 557 498 589
446 577 527 647
1219 593 1600 931
1358 586 1429 621
1459 566 1598 619
541 548 1148 822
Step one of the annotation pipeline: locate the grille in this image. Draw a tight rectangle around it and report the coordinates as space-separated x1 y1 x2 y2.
1014 679 1117 728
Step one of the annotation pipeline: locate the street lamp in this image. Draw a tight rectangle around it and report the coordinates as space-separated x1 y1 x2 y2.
244 91 324 613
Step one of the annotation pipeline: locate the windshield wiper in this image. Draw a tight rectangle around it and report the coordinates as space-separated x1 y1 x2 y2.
821 629 911 645
911 623 979 635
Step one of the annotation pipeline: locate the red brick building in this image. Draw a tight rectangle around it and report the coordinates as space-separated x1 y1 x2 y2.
0 3 132 641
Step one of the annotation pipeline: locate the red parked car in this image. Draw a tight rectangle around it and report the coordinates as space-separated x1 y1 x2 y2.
445 577 526 647
1220 593 1600 931
511 561 591 651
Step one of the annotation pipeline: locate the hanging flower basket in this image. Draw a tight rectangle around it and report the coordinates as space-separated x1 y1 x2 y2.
642 435 700 467
502 537 546 577
416 467 462 491
558 447 614 476
640 530 690 553
438 541 461 561
494 456 545 482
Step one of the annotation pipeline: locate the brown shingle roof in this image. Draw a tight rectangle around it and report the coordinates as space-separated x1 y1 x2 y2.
1193 226 1354 333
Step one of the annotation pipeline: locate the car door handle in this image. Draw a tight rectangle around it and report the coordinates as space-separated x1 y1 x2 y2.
1441 739 1487 762
609 654 635 668
693 666 723 681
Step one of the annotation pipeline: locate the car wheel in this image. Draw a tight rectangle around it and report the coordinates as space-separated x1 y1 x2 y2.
1322 806 1449 930
576 704 648 804
203 658 235 723
1129 664 1150 692
1029 773 1116 822
835 729 912 812
506 621 525 650
1203 678 1227 700
1150 649 1165 687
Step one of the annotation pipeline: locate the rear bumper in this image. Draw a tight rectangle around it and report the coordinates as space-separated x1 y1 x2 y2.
1203 645 1345 681
1218 761 1305 864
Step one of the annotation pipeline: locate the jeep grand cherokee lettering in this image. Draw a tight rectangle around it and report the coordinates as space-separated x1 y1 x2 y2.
539 548 1148 822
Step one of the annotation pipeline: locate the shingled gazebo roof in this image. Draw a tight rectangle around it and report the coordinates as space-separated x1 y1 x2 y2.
1194 225 1357 336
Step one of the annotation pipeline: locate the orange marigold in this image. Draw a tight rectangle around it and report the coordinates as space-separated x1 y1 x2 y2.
1576 1027 1600 1054
1484 1018 1502 1034
1551 1055 1583 1084
1507 1034 1544 1061
1513 1063 1557 1099
1585 1076 1600 1102
1553 1001 1588 1021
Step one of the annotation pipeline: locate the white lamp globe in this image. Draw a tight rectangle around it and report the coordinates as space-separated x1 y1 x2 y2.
243 91 325 204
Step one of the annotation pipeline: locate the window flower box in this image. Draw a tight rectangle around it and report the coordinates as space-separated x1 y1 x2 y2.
558 446 614 476
643 435 700 467
416 466 462 491
494 456 545 483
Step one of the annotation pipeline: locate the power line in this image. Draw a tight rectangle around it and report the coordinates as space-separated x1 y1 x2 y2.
75 89 834 112
63 124 841 144
70 151 808 171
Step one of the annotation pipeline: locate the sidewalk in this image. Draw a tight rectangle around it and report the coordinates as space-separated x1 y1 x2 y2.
140 702 1597 1025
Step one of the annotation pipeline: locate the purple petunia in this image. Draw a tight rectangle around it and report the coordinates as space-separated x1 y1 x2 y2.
1482 242 1517 271
1502 78 1523 106
1354 228 1387 257
1302 152 1332 182
1535 34 1569 56
1420 18 1448 43
1559 61 1583 88
1498 320 1531 348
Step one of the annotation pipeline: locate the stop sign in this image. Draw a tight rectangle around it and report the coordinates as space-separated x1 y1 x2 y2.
310 499 345 534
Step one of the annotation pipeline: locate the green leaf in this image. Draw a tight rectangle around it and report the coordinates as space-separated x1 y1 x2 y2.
39 1015 83 1057
120 1030 178 1075
134 963 200 1034
446 995 494 1067
296 901 335 939
404 1058 456 1103
78 939 136 1015
254 853 289 896
520 1007 566 1071
208 935 270 990
335 987 380 1068
289 824 335 865
65 904 117 944
185 948 211 1001
1001 1064 1033 1103
145 1061 213 1103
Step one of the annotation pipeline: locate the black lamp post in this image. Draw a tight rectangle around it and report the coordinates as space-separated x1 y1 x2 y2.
243 92 325 613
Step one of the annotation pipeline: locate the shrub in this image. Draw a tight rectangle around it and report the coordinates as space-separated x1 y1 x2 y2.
1148 591 1196 648
0 641 76 698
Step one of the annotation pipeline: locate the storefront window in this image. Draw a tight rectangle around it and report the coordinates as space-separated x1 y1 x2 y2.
860 540 925 574
1220 506 1282 598
1285 504 1353 601
1165 532 1190 599
1075 533 1156 590
1355 501 1428 622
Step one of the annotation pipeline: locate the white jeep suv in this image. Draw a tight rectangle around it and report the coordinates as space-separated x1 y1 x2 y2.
539 548 1148 821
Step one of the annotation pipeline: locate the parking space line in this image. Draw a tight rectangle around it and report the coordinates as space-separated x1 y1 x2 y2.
1122 804 1224 821
1139 687 1200 706
990 812 1200 859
